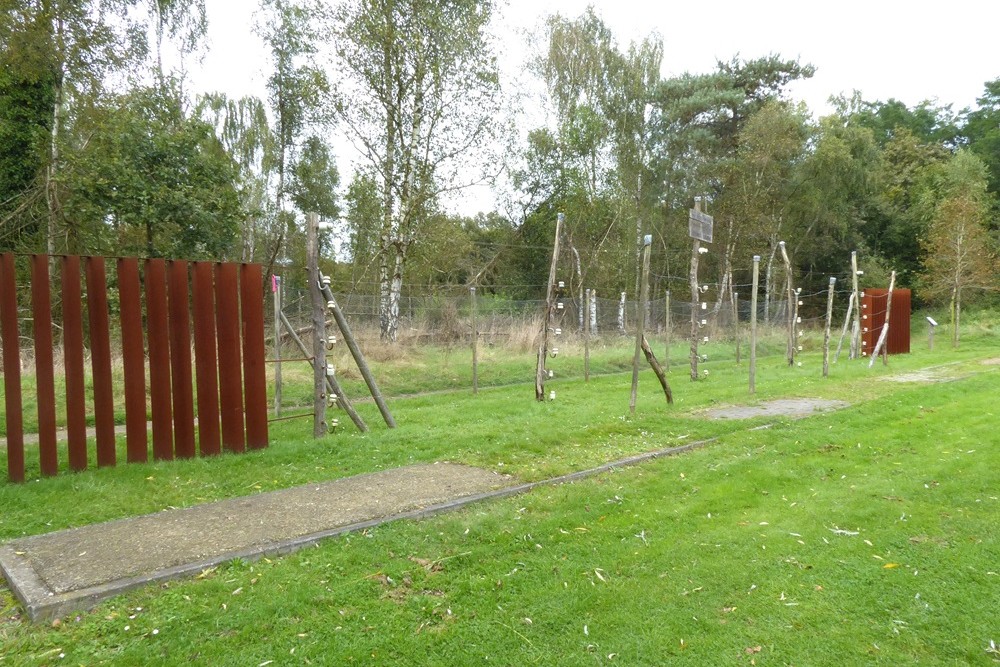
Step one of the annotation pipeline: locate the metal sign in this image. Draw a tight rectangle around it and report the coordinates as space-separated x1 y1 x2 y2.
689 209 714 243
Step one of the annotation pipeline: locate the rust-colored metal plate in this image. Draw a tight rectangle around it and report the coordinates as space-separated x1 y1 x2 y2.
214 263 245 453
60 256 88 472
118 258 148 463
240 264 269 450
191 262 221 456
85 257 116 467
168 261 196 459
144 259 174 461
0 253 25 482
30 255 58 476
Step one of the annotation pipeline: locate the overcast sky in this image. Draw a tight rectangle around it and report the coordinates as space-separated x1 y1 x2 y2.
196 0 999 114
190 0 999 215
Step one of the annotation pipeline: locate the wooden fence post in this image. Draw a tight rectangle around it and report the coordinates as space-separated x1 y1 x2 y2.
584 288 591 382
471 286 479 394
274 275 282 417
733 292 741 364
307 212 327 437
536 212 563 401
749 255 760 394
823 276 836 377
664 290 670 372
779 241 795 366
850 250 861 359
630 236 652 413
690 199 703 381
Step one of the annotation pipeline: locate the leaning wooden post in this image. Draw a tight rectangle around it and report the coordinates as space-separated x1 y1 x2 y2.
630 235 652 414
279 310 367 433
307 212 326 437
471 286 479 395
319 282 396 428
868 270 896 368
779 240 795 366
834 290 854 363
584 288 591 382
749 255 760 394
536 212 563 401
664 290 671 372
823 276 836 377
850 250 861 359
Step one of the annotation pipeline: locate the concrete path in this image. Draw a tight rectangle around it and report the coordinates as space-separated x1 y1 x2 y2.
0 463 514 622
0 437 714 623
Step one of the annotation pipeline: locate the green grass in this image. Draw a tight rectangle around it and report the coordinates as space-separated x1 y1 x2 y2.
0 320 999 665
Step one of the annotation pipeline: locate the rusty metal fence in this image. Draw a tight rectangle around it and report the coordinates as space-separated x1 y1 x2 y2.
0 254 269 483
861 288 911 357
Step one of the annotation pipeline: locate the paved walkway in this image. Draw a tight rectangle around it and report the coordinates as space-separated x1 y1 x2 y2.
0 463 515 622
0 438 712 623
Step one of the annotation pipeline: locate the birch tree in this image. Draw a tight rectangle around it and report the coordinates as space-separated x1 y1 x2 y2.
332 0 501 341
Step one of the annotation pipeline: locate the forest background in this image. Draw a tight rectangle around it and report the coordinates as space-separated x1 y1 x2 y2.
2 0 998 342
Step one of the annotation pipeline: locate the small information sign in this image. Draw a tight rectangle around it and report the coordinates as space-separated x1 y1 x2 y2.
689 209 714 243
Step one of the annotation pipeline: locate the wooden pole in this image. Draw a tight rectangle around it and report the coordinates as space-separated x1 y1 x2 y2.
307 212 326 438
834 290 854 363
823 276 836 377
470 286 479 395
733 292 741 364
536 212 563 401
928 321 935 350
584 288 591 382
640 335 672 404
850 250 860 359
664 290 670 373
690 199 702 381
279 310 368 433
749 255 759 394
320 283 396 428
274 274 282 417
869 270 896 368
779 241 795 366
630 236 652 413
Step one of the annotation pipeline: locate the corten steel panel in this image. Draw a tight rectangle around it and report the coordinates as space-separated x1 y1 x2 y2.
240 263 269 450
214 263 245 453
60 256 88 472
30 255 58 476
145 259 174 461
191 262 221 457
889 290 911 355
0 253 25 482
168 261 196 459
85 257 116 467
861 289 911 356
118 258 148 463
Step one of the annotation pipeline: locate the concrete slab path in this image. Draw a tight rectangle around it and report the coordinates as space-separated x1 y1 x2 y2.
0 463 514 622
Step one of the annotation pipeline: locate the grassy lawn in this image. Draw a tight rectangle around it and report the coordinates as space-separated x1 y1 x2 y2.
1 316 998 665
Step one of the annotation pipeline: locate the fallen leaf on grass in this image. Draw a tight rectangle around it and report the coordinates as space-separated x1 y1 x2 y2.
745 646 762 654
883 563 899 569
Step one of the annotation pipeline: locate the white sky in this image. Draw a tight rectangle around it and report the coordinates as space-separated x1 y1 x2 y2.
191 0 1000 213
196 0 999 114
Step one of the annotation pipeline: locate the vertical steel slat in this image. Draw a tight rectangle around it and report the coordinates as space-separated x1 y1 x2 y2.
240 263 269 450
118 258 148 462
168 261 196 459
0 253 25 482
145 259 174 461
191 262 221 456
85 257 116 467
60 256 88 472
30 255 58 476
215 263 245 453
